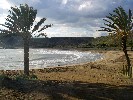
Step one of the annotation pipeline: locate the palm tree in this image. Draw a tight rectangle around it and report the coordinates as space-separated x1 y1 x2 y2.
0 4 52 76
99 6 133 77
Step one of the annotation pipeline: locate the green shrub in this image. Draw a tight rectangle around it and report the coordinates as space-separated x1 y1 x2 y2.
0 74 9 80
122 65 132 78
15 74 38 80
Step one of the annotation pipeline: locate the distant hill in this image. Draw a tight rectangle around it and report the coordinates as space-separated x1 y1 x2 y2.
30 37 94 48
0 33 132 49
0 35 94 48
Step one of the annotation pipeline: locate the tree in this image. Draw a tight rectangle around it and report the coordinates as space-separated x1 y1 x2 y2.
99 6 133 77
0 4 52 75
128 31 133 51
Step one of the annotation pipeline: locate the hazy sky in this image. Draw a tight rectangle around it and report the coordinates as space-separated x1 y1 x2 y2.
0 0 132 37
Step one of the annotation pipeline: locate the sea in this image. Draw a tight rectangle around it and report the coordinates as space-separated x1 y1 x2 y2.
0 49 103 70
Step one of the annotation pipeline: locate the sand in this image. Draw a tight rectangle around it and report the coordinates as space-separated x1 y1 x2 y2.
0 50 133 100
32 50 133 85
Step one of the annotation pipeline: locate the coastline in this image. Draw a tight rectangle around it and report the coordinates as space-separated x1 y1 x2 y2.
33 50 133 85
1 50 133 99
0 48 103 70
1 50 132 85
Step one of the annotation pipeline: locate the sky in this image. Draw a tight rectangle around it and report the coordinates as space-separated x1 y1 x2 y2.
0 0 133 38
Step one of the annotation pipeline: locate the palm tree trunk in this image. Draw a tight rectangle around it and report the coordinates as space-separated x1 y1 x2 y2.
24 38 29 76
122 36 131 77
131 46 133 51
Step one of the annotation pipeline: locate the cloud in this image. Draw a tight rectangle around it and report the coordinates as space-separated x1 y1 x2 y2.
62 0 68 5
0 0 133 37
78 1 93 11
0 0 11 10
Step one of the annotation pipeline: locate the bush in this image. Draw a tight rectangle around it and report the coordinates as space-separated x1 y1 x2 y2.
0 74 9 80
15 74 38 80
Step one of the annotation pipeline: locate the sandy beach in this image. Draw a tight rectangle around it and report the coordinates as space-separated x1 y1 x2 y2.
0 50 133 100
33 50 133 85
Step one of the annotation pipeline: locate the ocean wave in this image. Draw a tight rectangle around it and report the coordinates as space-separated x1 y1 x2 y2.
0 49 103 70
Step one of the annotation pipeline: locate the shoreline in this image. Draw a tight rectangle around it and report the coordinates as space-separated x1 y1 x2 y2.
32 50 118 69
31 50 133 85
0 50 133 85
1 50 133 99
0 49 103 70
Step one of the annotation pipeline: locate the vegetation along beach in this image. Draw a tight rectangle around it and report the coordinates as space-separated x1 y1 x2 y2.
0 1 133 100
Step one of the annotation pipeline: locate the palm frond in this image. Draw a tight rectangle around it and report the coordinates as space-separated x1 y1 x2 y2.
38 24 53 32
36 33 47 37
32 18 46 33
1 4 52 38
99 6 132 37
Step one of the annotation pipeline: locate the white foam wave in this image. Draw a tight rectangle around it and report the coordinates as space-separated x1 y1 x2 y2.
0 49 103 70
